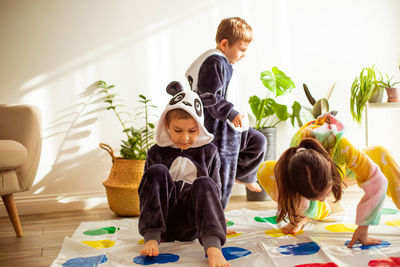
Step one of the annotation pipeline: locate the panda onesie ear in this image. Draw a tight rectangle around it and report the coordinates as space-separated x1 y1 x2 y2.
166 81 184 96
155 81 214 148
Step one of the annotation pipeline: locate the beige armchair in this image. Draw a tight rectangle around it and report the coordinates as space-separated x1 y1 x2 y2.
0 104 42 237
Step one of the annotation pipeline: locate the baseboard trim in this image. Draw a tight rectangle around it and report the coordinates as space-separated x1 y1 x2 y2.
0 191 109 217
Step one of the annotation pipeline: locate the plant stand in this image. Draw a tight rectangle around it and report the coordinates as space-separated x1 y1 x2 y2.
246 127 276 201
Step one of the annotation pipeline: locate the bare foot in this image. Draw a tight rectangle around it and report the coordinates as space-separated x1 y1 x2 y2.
281 217 309 235
139 240 159 256
207 247 230 267
245 182 262 192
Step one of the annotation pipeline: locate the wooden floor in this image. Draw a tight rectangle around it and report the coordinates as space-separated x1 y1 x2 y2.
0 195 275 267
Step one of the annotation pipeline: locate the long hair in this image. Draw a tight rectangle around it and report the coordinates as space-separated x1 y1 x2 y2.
275 138 344 224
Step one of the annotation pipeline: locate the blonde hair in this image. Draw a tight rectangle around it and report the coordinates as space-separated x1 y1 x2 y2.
215 17 254 46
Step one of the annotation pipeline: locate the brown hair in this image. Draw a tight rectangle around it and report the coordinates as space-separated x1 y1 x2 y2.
275 138 344 224
215 17 254 46
165 108 193 126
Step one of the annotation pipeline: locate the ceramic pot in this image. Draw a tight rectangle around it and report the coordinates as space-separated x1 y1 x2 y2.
385 87 400 102
369 88 384 103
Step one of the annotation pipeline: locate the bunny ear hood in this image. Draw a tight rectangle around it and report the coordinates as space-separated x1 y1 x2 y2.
156 81 214 148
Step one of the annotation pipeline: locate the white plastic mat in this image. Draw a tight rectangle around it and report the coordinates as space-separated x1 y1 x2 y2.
52 200 400 267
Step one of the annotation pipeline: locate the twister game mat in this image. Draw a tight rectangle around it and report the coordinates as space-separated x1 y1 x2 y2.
52 200 400 267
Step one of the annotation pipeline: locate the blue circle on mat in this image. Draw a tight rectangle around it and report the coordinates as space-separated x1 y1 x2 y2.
277 241 320 255
133 253 179 265
344 240 390 250
221 247 251 260
63 254 107 266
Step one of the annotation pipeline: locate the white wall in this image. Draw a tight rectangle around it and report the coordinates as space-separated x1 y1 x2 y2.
1 0 400 215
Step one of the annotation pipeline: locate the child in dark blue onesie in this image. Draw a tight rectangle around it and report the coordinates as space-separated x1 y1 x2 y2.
186 17 266 208
138 81 229 267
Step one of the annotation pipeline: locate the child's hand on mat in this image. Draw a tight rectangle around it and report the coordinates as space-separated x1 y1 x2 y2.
347 225 382 248
281 217 309 235
232 114 244 128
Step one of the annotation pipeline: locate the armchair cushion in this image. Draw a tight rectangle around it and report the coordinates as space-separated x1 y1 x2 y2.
0 140 27 170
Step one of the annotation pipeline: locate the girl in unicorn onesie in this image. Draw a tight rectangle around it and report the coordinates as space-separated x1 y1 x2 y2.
257 112 400 247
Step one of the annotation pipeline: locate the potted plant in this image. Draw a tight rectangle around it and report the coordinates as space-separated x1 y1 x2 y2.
249 66 302 159
379 72 400 102
350 66 384 124
97 80 157 216
247 67 302 200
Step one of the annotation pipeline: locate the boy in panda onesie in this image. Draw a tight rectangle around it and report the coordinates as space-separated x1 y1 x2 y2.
186 17 266 208
138 82 230 267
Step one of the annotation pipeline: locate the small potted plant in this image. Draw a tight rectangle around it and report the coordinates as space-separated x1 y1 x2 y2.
379 72 400 102
97 80 157 216
350 66 384 124
247 67 302 200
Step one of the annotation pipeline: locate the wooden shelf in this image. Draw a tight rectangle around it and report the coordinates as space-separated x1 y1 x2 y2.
368 102 400 109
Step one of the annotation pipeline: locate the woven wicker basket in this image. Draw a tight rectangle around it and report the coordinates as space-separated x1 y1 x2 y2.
100 143 145 216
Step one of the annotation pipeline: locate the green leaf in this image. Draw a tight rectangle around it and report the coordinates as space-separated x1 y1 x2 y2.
290 101 302 127
248 95 262 121
260 70 276 95
272 67 295 96
271 102 288 121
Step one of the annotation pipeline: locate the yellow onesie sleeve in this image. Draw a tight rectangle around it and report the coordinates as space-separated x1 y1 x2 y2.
336 137 388 225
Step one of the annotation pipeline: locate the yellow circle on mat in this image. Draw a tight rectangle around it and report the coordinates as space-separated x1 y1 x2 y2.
81 239 116 249
385 219 400 227
138 239 145 244
264 229 303 237
227 233 242 238
325 224 357 232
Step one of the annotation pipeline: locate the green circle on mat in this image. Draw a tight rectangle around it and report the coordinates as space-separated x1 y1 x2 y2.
254 216 277 224
83 226 120 236
381 208 399 215
226 220 234 227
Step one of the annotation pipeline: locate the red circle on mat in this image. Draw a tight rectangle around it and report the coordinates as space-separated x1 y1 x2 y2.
369 257 400 267
295 263 338 267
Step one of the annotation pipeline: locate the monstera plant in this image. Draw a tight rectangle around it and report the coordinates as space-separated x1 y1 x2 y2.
249 67 302 129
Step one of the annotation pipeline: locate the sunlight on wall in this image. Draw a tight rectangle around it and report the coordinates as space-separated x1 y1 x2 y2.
1 0 399 215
